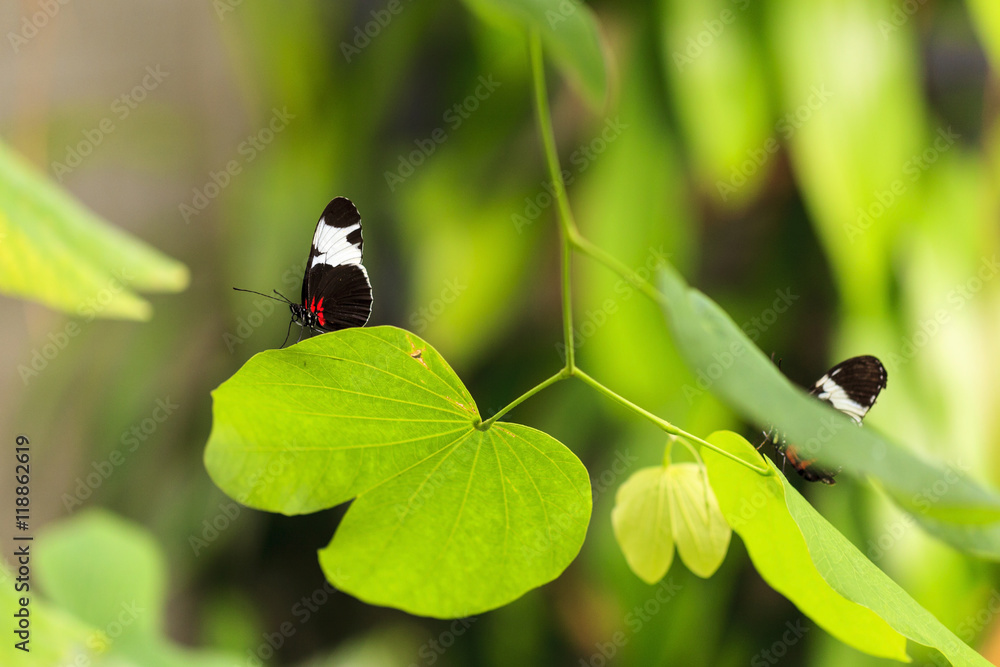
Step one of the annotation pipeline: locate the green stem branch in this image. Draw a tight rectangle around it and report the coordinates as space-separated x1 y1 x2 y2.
478 369 569 430
480 31 769 480
530 31 577 372
574 368 769 475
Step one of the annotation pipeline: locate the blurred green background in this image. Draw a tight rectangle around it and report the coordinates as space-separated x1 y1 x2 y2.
3 0 1000 665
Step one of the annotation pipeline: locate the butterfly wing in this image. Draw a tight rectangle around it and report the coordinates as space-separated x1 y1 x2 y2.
809 355 887 423
300 197 372 331
782 355 887 484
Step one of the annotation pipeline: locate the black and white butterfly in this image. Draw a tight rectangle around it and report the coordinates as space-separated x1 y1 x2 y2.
763 355 887 484
234 197 372 346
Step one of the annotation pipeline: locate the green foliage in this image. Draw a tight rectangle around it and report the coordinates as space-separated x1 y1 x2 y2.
460 0 606 106
205 326 591 617
612 461 730 583
0 141 188 320
658 263 1000 549
33 511 238 667
703 431 991 666
0 564 94 665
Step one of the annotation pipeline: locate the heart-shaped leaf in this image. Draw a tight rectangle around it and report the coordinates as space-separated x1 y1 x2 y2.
205 326 591 617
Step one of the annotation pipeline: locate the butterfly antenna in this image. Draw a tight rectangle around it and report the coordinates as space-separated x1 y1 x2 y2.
233 287 289 304
271 290 293 304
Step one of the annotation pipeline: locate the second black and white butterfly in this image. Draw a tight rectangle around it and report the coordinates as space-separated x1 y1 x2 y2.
235 197 373 345
764 355 887 484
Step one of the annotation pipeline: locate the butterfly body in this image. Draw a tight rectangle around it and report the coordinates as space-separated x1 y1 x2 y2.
767 355 887 484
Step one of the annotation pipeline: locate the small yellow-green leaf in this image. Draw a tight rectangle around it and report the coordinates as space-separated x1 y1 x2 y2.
612 462 730 583
0 141 188 320
667 463 730 578
612 466 674 584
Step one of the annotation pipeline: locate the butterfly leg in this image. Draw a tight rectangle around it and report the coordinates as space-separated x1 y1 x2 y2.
279 318 295 349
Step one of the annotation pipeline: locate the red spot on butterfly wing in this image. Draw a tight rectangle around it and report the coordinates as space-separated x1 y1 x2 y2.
315 297 325 326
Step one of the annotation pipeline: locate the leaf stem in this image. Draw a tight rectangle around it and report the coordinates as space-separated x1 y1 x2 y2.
573 368 770 476
530 30 577 373
477 369 569 430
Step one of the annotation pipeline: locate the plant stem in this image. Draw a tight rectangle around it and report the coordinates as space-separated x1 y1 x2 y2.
477 369 569 430
573 368 770 475
530 31 576 372
494 31 769 479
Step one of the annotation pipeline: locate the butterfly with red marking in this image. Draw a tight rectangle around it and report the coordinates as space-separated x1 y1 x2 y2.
234 197 373 346
762 355 888 484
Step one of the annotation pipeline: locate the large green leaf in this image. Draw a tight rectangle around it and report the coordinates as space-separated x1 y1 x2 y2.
461 0 607 107
657 264 1000 545
205 326 591 618
0 141 188 320
704 431 990 666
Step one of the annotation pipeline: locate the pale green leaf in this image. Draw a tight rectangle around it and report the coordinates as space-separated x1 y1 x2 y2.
704 431 990 666
612 466 674 584
612 462 730 583
667 463 730 578
205 326 591 617
0 141 188 320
